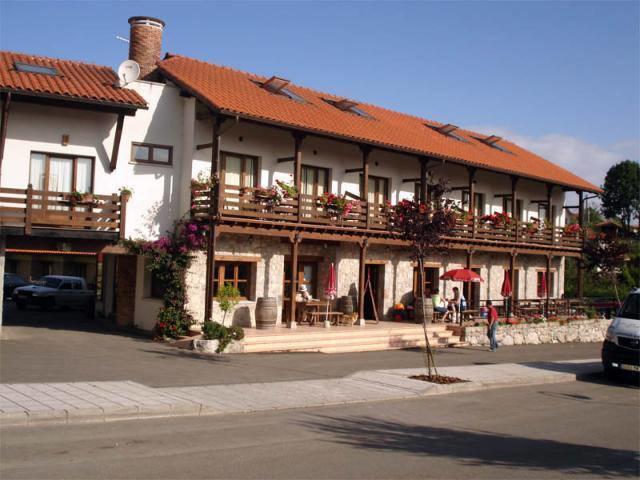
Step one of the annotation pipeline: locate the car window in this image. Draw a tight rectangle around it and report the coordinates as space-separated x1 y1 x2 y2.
42 277 62 288
619 294 640 321
72 281 82 290
59 282 72 290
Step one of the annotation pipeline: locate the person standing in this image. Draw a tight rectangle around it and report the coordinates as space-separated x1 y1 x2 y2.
486 300 499 352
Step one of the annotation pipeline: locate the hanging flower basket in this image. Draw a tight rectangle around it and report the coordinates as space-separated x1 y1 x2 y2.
318 193 357 220
480 211 512 228
253 186 282 209
564 223 582 237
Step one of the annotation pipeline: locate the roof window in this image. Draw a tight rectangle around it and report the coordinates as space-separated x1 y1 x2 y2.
324 98 371 118
255 76 305 102
476 135 512 154
14 61 58 76
427 123 466 142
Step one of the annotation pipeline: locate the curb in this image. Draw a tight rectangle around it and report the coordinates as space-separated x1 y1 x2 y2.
0 362 599 428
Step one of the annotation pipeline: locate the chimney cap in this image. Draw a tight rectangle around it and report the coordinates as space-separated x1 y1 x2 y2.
128 16 165 28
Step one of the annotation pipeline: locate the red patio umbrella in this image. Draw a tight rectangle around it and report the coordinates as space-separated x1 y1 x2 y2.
538 271 547 298
439 269 484 283
501 270 512 298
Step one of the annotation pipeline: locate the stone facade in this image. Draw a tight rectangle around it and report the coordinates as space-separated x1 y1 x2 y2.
181 233 567 330
461 319 609 347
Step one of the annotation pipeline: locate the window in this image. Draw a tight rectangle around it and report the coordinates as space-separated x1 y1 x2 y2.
14 61 58 76
131 143 173 166
426 124 466 142
301 165 330 197
283 261 318 302
213 262 252 300
473 193 485 217
502 197 513 215
29 152 94 193
150 271 167 299
323 98 372 118
362 175 389 205
413 267 440 296
253 77 306 103
222 152 258 189
538 203 548 222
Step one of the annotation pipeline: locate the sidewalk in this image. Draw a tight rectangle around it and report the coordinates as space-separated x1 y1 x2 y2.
0 359 601 428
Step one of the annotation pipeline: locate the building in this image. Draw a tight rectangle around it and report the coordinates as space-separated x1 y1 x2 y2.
0 16 600 332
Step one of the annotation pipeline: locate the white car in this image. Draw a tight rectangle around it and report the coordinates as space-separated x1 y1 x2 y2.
602 288 640 376
14 275 95 311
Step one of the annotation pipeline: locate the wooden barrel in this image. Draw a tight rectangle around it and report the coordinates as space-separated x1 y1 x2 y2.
255 297 278 329
338 296 354 315
414 296 433 324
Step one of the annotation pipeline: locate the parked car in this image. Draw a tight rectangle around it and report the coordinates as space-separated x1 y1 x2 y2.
602 288 640 377
13 275 95 311
3 273 30 300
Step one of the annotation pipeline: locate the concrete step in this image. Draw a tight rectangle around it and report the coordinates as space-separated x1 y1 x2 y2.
316 336 460 354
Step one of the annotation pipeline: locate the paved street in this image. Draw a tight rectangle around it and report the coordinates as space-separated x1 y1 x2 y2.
2 376 638 479
1 304 601 387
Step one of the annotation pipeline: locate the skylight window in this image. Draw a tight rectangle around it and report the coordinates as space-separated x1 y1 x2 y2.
427 123 466 142
475 135 512 154
14 62 58 76
324 98 371 118
254 76 305 103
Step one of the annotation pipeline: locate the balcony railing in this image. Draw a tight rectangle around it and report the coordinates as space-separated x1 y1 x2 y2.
0 187 127 238
192 186 584 250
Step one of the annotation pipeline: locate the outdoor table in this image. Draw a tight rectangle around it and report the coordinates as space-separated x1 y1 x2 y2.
461 309 479 321
299 301 330 325
307 311 344 326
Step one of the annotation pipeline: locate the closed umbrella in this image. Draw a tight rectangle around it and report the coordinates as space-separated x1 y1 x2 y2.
324 263 337 323
538 271 547 298
501 270 513 318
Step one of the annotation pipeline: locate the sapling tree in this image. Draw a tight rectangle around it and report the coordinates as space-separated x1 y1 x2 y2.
387 179 459 378
216 283 241 326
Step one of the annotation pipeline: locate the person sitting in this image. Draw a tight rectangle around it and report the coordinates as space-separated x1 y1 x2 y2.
296 284 312 302
431 289 450 321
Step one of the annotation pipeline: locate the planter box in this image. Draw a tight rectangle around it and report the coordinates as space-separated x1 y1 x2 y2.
192 337 243 354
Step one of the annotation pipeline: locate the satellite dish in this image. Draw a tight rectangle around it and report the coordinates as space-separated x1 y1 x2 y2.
116 60 140 87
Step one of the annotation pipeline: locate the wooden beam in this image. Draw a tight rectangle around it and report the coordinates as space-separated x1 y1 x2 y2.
293 133 304 223
118 193 128 241
465 249 473 309
109 113 125 172
288 234 301 327
361 145 371 230
0 92 10 184
402 178 421 183
196 142 212 151
545 254 552 317
468 166 477 238
358 238 368 321
345 167 364 174
450 186 470 191
277 156 294 163
204 116 223 322
419 157 428 204
345 191 362 201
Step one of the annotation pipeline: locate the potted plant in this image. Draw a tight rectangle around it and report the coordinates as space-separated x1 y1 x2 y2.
193 321 245 354
68 190 83 206
525 217 542 235
253 186 282 209
191 171 217 191
217 283 241 326
275 179 298 199
480 211 512 228
318 193 357 219
118 186 133 202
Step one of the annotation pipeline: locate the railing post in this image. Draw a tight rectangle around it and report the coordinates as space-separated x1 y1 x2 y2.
361 146 371 230
288 233 301 328
511 175 519 242
292 132 304 224
118 193 128 240
468 167 476 238
25 184 33 235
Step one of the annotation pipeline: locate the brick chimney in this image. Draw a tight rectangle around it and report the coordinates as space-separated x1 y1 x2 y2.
128 16 165 79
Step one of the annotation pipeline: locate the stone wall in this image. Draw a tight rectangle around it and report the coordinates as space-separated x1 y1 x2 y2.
461 319 610 347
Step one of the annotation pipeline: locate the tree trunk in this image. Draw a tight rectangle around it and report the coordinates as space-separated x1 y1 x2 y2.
418 255 438 378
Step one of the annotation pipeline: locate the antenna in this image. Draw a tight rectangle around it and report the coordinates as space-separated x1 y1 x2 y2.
116 60 140 87
115 35 130 43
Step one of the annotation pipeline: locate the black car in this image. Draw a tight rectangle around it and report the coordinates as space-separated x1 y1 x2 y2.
3 273 30 300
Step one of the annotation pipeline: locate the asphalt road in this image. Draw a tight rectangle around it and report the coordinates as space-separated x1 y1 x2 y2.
1 374 638 479
1 303 602 387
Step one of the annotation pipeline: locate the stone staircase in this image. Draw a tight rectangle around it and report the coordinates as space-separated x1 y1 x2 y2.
241 323 460 354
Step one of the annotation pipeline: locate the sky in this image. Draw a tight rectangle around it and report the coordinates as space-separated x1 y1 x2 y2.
1 0 638 196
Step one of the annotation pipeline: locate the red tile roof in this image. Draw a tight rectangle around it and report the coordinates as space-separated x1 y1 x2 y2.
0 51 146 109
158 54 600 193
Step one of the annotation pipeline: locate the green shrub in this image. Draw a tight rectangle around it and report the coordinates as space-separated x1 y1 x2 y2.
583 306 598 319
156 306 193 339
202 321 245 353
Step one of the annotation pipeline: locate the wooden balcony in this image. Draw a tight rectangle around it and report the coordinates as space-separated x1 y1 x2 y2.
192 186 584 253
0 187 127 240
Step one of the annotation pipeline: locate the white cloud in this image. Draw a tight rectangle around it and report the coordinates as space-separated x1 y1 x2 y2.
466 126 639 191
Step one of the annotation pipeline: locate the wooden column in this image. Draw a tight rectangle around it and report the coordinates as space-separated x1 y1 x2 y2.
25 184 33 235
361 146 371 229
0 92 10 185
419 157 428 204
546 183 554 244
511 175 519 242
109 113 125 172
468 167 477 238
577 191 585 298
545 254 552 317
358 238 368 321
204 117 223 322
465 249 473 308
118 193 128 241
293 133 304 223
288 233 301 327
